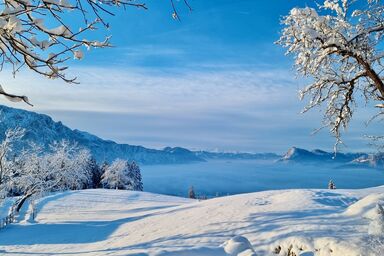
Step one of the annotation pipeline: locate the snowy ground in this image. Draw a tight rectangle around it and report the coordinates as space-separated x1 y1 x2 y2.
1 188 384 255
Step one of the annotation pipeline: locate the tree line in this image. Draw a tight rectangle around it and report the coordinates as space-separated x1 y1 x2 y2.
0 128 143 211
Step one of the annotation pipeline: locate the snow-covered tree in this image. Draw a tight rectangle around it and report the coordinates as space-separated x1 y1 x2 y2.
101 159 130 190
0 0 191 105
328 179 336 189
88 157 103 188
101 159 143 191
0 128 25 200
277 0 384 149
46 140 92 191
13 143 46 197
127 161 143 191
13 140 93 197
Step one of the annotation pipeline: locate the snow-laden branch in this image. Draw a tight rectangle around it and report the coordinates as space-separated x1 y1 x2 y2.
0 0 191 106
277 0 384 149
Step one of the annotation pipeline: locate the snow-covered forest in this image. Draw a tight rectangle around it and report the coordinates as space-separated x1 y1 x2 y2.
0 128 143 222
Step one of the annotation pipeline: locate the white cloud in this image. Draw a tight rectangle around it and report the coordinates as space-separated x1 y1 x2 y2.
0 66 376 152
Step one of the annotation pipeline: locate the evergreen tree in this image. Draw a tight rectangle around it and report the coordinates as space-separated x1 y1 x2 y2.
328 180 336 190
188 186 196 199
87 158 103 189
127 161 143 191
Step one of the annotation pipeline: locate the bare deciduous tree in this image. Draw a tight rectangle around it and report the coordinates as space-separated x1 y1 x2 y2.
277 0 384 149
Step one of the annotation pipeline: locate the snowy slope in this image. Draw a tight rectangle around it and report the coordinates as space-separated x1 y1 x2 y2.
1 188 384 255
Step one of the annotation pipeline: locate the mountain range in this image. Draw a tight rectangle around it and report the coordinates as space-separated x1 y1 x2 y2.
279 146 384 168
0 105 382 167
0 105 279 164
280 147 367 163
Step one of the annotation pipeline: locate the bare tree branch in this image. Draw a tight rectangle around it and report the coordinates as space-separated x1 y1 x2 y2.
0 0 191 106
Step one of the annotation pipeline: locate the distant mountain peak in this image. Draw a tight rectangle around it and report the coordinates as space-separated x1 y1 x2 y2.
281 146 367 164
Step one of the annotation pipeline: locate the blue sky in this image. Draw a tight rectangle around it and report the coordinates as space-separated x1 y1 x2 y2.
0 0 380 153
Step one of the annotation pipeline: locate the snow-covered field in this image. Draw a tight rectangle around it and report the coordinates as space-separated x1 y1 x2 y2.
1 188 384 255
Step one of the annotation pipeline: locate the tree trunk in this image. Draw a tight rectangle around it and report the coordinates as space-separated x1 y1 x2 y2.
15 193 32 213
356 56 384 98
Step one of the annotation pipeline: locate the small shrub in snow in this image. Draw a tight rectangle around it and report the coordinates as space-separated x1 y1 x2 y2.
188 186 196 199
274 244 303 256
368 203 384 236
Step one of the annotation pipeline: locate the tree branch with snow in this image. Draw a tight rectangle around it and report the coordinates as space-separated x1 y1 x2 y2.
277 0 384 150
0 0 191 105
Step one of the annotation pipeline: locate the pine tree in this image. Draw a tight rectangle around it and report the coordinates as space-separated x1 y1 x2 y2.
87 158 103 189
188 186 196 199
127 161 143 191
328 180 336 190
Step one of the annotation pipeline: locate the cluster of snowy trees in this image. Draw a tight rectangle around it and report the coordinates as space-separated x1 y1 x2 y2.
0 128 143 207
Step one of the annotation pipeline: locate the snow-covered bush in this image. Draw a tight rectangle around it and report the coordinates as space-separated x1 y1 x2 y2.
188 186 196 199
368 203 384 236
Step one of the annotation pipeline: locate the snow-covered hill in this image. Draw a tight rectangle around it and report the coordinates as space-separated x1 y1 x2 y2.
1 188 384 255
281 146 367 164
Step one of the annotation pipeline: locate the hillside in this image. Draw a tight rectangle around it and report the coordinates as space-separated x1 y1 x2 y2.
0 188 383 255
